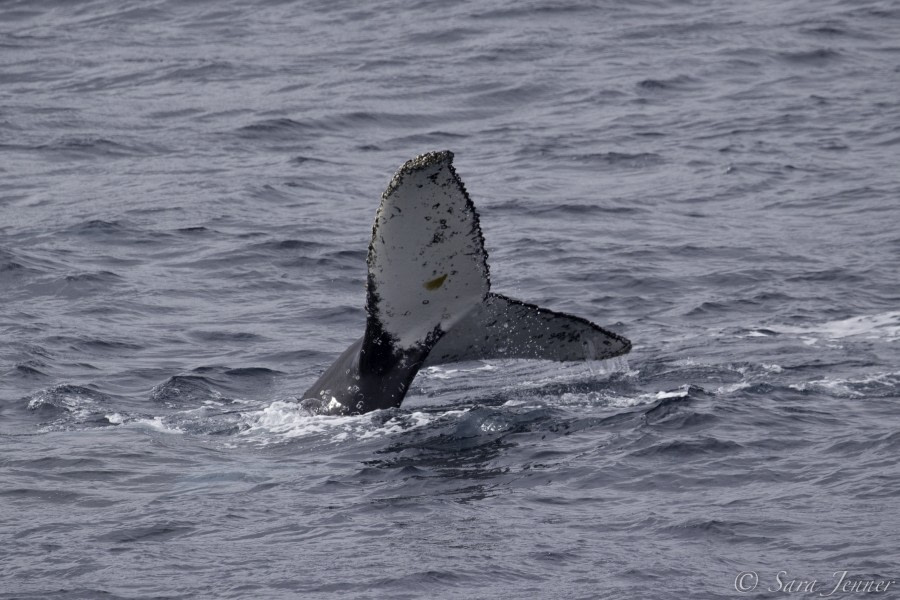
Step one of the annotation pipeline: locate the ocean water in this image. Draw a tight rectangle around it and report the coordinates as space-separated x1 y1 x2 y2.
2 0 900 598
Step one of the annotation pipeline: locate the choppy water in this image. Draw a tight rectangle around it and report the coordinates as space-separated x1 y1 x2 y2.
3 0 900 598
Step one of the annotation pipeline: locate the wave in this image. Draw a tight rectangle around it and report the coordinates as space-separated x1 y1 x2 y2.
759 311 900 342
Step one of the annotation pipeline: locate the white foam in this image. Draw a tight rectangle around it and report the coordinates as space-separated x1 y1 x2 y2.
478 415 510 433
789 379 863 397
766 311 900 342
238 400 464 445
105 412 124 425
789 371 899 398
501 397 542 409
606 393 661 408
27 389 96 421
715 382 752 395
131 417 185 434
546 388 674 409
818 312 900 340
655 386 690 400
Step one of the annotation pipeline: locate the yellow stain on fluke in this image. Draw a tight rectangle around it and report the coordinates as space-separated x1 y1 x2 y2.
424 274 448 290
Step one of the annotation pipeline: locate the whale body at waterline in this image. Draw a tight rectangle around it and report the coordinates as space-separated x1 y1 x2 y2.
302 151 631 415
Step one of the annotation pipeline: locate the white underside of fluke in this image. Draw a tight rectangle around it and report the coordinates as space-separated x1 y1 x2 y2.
366 151 489 350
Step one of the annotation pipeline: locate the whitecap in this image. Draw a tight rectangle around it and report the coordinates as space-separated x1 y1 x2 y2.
766 311 900 342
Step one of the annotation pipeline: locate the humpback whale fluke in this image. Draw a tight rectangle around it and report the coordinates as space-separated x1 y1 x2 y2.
302 151 631 414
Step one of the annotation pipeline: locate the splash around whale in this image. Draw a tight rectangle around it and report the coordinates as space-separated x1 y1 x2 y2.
301 151 631 415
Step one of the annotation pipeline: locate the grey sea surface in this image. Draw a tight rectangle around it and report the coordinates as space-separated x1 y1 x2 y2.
2 0 900 598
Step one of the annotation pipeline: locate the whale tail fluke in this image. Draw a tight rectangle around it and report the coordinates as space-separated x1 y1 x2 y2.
423 293 631 366
303 150 631 414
